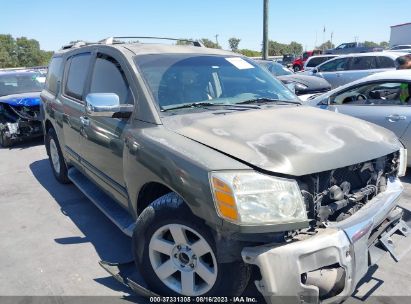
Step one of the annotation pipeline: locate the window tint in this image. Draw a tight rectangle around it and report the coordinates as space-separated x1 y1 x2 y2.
349 56 376 70
318 58 349 72
65 53 91 100
307 57 333 67
377 56 395 68
331 82 409 106
46 57 63 94
90 55 132 104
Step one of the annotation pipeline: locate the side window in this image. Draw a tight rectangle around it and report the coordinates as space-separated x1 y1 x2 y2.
65 53 91 100
330 82 409 106
45 57 63 94
89 55 133 105
377 56 396 69
318 58 349 72
349 56 376 70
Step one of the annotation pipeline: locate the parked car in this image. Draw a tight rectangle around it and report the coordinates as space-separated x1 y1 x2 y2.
303 54 339 71
42 37 408 303
292 49 322 72
282 54 295 67
325 42 383 54
390 44 411 50
0 70 44 147
306 69 411 164
255 60 331 98
306 52 406 88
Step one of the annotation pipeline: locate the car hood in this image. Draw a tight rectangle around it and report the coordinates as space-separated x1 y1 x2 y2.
277 74 331 92
162 106 401 176
0 92 41 107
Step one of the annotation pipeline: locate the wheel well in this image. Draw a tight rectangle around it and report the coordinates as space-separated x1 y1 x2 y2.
45 120 54 133
136 182 174 215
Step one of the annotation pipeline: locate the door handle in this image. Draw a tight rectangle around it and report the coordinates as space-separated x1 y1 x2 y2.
80 116 90 126
386 114 406 122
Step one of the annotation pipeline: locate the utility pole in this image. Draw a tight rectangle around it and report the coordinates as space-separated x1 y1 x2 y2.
262 0 269 59
215 34 219 47
331 32 333 46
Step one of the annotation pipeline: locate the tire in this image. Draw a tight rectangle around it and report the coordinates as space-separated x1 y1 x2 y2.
293 65 301 72
132 193 250 297
46 128 70 184
0 130 12 148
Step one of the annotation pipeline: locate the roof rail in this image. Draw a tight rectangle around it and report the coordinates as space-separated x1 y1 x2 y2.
60 40 93 50
100 36 204 47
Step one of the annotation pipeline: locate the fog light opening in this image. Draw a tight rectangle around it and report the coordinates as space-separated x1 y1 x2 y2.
301 263 346 300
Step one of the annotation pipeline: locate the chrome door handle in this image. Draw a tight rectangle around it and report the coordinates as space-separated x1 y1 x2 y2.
80 116 90 126
386 114 406 122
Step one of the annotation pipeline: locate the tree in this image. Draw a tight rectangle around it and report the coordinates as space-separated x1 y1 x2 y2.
379 41 389 49
200 38 221 49
362 41 379 48
0 34 53 68
288 41 303 55
238 49 261 57
317 40 335 50
228 37 241 52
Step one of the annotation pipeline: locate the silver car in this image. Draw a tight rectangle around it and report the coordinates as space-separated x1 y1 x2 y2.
305 52 407 88
306 69 411 164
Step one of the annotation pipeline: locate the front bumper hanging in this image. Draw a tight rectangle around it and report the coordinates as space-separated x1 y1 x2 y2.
241 178 411 304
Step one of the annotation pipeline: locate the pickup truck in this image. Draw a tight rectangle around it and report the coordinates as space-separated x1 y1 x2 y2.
325 42 383 54
41 37 409 303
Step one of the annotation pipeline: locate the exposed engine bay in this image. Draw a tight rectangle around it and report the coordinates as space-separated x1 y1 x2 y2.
0 99 42 147
299 152 400 226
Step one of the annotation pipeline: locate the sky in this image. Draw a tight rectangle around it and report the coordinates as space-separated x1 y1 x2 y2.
1 0 410 52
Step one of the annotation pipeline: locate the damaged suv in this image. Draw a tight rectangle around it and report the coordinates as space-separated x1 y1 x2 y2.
0 70 44 147
41 38 409 303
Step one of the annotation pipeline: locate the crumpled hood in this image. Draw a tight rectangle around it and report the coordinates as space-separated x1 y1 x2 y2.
0 92 41 107
162 106 401 176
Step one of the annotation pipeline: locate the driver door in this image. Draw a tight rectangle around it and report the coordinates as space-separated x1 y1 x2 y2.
327 81 411 139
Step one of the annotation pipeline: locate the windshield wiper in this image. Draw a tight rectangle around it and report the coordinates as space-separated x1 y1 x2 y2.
161 102 231 111
236 97 301 105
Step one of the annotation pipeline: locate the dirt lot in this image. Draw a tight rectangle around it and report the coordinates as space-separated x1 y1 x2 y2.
1 139 411 303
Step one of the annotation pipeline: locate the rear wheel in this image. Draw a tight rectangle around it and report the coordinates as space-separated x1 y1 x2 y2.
0 130 12 148
293 65 301 72
133 193 250 296
46 128 70 184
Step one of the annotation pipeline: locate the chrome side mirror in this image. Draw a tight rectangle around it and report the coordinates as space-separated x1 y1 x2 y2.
85 93 121 117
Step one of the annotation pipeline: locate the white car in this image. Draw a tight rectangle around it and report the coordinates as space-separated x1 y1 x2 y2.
306 69 411 164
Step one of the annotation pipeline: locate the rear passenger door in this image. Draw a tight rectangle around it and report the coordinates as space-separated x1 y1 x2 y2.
316 57 351 88
80 51 135 203
60 52 92 162
343 56 377 85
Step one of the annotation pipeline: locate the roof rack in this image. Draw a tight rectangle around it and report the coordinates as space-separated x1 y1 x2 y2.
100 36 204 47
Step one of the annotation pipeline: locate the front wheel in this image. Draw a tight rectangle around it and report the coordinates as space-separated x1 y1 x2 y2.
133 193 250 296
293 65 301 72
46 128 70 184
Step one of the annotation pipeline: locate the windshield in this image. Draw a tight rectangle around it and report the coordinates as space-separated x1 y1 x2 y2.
134 54 297 110
0 72 44 97
270 62 293 76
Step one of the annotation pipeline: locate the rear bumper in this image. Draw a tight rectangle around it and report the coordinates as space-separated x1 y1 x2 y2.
241 178 406 304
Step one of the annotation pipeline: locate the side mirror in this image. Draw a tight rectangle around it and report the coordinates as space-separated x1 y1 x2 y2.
85 93 133 118
312 68 318 74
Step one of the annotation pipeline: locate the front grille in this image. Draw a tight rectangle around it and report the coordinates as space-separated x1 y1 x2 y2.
298 152 399 225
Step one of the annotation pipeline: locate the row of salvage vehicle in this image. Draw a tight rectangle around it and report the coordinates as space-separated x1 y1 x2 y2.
1 39 411 304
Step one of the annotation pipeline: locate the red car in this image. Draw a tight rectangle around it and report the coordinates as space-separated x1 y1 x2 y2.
292 49 322 72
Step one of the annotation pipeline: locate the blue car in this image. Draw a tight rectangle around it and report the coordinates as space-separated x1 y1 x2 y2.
0 70 45 147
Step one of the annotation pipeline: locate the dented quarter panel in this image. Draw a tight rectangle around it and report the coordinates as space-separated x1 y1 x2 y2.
162 106 402 176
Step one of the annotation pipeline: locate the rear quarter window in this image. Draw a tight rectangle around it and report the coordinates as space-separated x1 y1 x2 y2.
45 57 63 94
377 56 396 69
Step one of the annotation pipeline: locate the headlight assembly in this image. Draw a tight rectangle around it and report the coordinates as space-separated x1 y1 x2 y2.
210 171 308 225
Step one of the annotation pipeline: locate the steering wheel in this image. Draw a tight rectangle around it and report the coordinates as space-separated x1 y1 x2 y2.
356 94 367 101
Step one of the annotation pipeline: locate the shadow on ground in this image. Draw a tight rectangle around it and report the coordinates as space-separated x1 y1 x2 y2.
29 158 148 303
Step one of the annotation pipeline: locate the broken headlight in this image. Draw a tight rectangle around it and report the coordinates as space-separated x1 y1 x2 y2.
210 171 307 225
6 122 19 134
